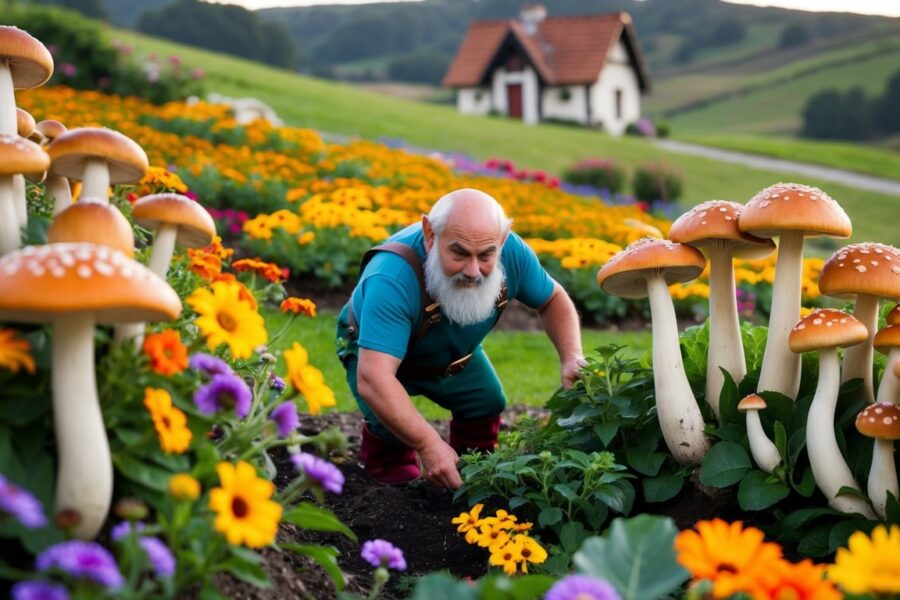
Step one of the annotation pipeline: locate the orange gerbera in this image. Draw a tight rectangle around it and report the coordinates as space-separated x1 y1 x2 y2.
144 387 192 454
143 329 188 376
187 249 222 279
232 258 287 283
759 559 841 600
675 519 783 599
0 329 35 375
280 297 316 318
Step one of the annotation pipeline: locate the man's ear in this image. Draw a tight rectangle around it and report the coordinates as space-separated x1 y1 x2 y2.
422 215 435 252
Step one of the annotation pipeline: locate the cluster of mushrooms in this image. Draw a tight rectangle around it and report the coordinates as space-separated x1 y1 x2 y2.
0 26 217 539
598 183 900 520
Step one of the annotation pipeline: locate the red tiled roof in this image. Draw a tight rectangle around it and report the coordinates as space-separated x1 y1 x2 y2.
442 12 649 89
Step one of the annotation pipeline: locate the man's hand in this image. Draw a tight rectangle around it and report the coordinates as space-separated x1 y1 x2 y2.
416 437 463 490
561 355 589 389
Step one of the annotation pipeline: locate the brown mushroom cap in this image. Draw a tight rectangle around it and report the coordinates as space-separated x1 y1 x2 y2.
36 119 66 143
16 108 35 138
887 304 900 326
596 237 706 299
47 127 148 184
131 193 217 248
856 402 900 440
874 324 900 354
0 26 54 89
670 200 775 259
0 243 181 323
788 308 868 353
737 393 768 411
0 134 50 176
818 243 900 301
738 183 852 240
47 200 135 258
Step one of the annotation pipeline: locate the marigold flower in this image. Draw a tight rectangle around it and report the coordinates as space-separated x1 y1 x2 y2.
233 258 287 283
0 329 36 375
280 297 316 317
762 558 840 600
169 474 201 501
298 231 315 245
144 388 192 454
283 342 335 415
209 461 282 548
828 525 900 595
187 249 222 279
187 281 267 360
143 329 188 376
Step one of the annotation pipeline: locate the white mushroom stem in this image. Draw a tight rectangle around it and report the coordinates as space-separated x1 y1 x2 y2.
842 294 879 404
758 232 803 399
148 223 178 278
0 175 21 254
52 313 112 539
0 60 15 136
876 348 900 404
48 176 73 215
647 273 710 464
13 174 26 226
745 409 781 473
868 438 898 519
706 243 746 418
807 348 875 517
80 159 110 202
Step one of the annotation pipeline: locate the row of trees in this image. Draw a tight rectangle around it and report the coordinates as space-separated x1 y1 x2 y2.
801 70 900 141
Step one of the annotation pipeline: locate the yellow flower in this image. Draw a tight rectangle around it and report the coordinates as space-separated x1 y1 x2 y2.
209 461 282 548
169 473 201 501
512 534 547 573
143 388 192 454
489 540 522 576
475 522 511 550
451 503 484 534
187 281 268 360
828 525 900 595
282 342 335 415
0 329 35 374
482 509 517 530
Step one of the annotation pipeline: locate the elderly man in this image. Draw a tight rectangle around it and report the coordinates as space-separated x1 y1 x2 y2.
336 188 585 489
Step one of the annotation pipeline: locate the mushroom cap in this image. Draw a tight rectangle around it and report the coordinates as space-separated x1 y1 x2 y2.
0 134 50 177
47 127 148 184
16 108 35 138
0 26 54 89
131 193 217 248
818 243 900 301
47 200 135 258
670 200 775 259
596 237 706 299
738 183 852 240
788 308 868 353
888 304 900 326
36 119 66 143
0 243 181 324
874 324 900 354
856 402 900 440
737 393 768 412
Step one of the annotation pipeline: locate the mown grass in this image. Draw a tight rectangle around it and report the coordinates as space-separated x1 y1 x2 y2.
263 308 652 419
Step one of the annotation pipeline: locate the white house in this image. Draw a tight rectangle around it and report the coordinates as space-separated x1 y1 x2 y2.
442 5 650 135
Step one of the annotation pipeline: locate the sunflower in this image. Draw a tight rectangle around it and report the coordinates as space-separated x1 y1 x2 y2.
187 281 267 360
209 461 282 548
828 525 900 595
762 559 841 600
674 519 783 599
143 329 188 376
283 342 335 415
143 388 192 454
0 329 35 375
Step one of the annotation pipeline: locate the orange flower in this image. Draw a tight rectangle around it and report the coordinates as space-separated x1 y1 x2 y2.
187 249 222 279
280 297 316 318
203 236 234 260
143 329 189 376
0 329 35 375
233 258 287 283
758 559 841 600
144 388 192 454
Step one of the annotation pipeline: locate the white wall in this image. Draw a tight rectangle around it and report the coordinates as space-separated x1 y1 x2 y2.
542 85 589 123
491 66 539 125
590 39 641 135
457 88 493 115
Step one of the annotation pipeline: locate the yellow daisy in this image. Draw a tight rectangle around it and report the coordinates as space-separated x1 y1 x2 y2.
489 540 522 576
169 473 201 501
187 281 267 359
828 525 900 595
283 342 336 415
511 534 547 573
0 329 35 375
451 503 484 534
209 461 282 548
143 388 192 454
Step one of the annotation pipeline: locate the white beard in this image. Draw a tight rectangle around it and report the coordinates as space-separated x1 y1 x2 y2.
424 244 505 327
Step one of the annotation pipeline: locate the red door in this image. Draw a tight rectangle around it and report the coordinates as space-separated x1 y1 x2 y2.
507 84 523 120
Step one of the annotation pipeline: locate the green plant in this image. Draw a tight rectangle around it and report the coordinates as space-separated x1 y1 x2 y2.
563 158 626 194
632 162 683 206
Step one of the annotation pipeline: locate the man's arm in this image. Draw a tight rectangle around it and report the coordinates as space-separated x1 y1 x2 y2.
356 348 463 489
538 282 587 389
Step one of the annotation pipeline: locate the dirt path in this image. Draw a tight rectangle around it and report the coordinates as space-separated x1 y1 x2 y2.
655 139 900 197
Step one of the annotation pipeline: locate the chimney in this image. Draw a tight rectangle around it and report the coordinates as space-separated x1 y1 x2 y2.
519 4 546 36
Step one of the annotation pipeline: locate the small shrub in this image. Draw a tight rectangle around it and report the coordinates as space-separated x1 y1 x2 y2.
625 118 656 138
632 162 683 205
655 120 671 138
563 158 626 194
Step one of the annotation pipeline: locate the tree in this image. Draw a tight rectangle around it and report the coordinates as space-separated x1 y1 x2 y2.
801 89 844 139
874 69 900 135
35 0 107 19
778 23 811 50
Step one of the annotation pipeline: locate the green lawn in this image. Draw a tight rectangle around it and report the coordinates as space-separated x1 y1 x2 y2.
263 308 651 419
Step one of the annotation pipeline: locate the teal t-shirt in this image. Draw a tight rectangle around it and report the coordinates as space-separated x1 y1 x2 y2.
348 223 555 369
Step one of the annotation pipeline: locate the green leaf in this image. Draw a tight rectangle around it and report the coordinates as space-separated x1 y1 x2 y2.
717 369 741 426
553 483 578 502
828 519 874 554
478 574 556 599
773 422 788 462
593 422 620 447
793 467 816 497
885 491 900 525
797 526 831 558
642 474 684 503
625 447 666 477
737 470 790 510
538 507 563 527
282 503 357 540
218 558 270 588
560 522 588 554
281 543 346 591
409 573 479 600
574 515 688 600
699 442 751 488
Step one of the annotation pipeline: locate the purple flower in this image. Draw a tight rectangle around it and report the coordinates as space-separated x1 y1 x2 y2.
11 581 69 600
291 453 344 494
0 474 46 528
139 537 176 578
270 374 286 391
60 64 77 77
110 520 144 542
189 353 233 377
36 540 124 588
194 373 252 418
269 401 299 437
361 539 406 571
545 575 621 600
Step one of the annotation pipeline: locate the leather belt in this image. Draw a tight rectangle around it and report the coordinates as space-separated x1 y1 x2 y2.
396 353 473 379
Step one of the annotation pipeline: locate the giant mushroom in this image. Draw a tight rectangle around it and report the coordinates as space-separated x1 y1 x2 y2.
35 119 72 214
874 312 900 405
130 193 217 278
0 133 49 255
670 200 774 417
856 402 900 519
0 243 181 538
597 237 710 464
789 308 874 517
737 394 781 474
0 26 53 137
47 199 135 258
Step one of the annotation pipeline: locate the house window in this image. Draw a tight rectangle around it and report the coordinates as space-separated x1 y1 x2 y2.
615 89 623 120
559 87 572 102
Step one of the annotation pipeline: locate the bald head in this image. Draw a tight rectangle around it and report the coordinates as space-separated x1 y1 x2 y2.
426 188 511 239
